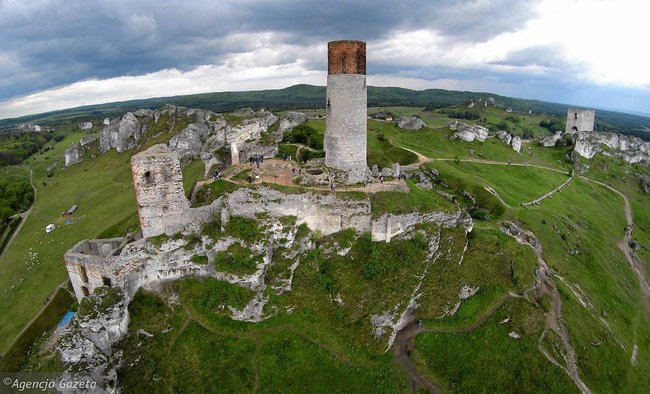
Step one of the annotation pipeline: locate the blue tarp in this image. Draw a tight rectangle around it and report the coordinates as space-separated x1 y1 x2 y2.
57 311 76 329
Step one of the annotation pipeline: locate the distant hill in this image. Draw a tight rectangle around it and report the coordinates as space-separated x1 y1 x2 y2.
1 84 649 140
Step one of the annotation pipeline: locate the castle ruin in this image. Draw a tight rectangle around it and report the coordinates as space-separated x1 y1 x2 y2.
565 108 595 133
131 145 190 238
324 40 369 183
64 140 471 302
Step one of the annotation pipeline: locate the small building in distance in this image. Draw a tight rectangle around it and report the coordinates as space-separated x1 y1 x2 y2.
566 108 595 133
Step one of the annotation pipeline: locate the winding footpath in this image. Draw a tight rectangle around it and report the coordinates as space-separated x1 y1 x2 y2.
521 175 574 207
0 168 36 263
391 147 648 393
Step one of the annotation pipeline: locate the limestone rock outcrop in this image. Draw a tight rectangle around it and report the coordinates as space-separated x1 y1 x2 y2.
58 287 129 392
511 135 522 153
68 104 279 168
496 130 512 145
64 136 98 167
64 144 82 167
277 111 307 134
541 131 563 147
259 109 279 128
99 112 144 153
496 130 521 152
573 131 649 164
449 121 489 142
397 116 427 130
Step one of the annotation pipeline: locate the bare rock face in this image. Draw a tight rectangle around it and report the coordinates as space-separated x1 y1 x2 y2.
232 107 255 117
574 131 650 164
227 118 267 145
16 123 44 133
449 121 489 142
169 122 224 164
511 135 522 152
495 130 521 152
259 110 279 128
58 287 129 392
397 116 427 130
64 144 82 167
496 130 512 145
64 136 98 167
95 105 276 166
278 111 307 134
99 112 143 153
541 131 563 147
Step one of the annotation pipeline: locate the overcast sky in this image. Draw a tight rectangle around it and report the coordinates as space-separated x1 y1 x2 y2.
1 0 649 119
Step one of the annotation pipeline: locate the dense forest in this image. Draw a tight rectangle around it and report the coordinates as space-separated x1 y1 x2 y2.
0 130 59 166
0 178 33 223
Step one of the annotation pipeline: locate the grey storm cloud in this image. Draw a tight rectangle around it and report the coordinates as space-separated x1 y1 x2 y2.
0 0 539 101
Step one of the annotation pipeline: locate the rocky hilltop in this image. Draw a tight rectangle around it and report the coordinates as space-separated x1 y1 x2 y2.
573 130 649 164
64 105 306 173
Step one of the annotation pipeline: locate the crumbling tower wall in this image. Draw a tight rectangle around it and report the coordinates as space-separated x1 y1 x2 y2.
566 108 595 133
325 40 369 183
131 144 190 238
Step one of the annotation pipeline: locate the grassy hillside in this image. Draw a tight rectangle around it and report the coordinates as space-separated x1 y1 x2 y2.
1 105 648 393
2 85 649 140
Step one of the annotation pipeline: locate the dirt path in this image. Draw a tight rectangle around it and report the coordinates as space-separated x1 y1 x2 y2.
502 222 592 394
0 168 36 263
393 294 511 393
522 175 574 207
407 148 648 314
399 146 433 170
484 185 510 207
432 157 571 175
184 305 372 369
577 176 650 314
393 322 440 394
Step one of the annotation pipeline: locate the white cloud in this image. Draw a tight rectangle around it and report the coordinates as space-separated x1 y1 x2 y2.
2 0 650 118
0 64 325 119
372 0 650 86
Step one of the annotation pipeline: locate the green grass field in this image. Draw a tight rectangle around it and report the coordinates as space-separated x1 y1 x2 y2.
0 105 648 393
0 133 137 354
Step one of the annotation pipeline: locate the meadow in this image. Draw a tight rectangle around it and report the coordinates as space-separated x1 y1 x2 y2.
0 105 647 393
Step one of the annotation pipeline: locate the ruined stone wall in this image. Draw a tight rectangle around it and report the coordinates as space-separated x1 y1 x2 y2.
131 145 191 238
222 187 371 235
64 238 125 301
565 109 595 133
371 211 472 242
325 40 368 183
230 142 239 165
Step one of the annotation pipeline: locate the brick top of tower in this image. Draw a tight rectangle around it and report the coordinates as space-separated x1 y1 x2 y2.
328 40 366 75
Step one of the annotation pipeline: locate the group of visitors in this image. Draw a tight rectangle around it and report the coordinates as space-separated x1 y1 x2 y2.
249 155 264 168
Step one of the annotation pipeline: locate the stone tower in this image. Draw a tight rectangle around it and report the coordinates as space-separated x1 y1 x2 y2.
325 40 368 183
566 108 595 133
131 144 190 238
